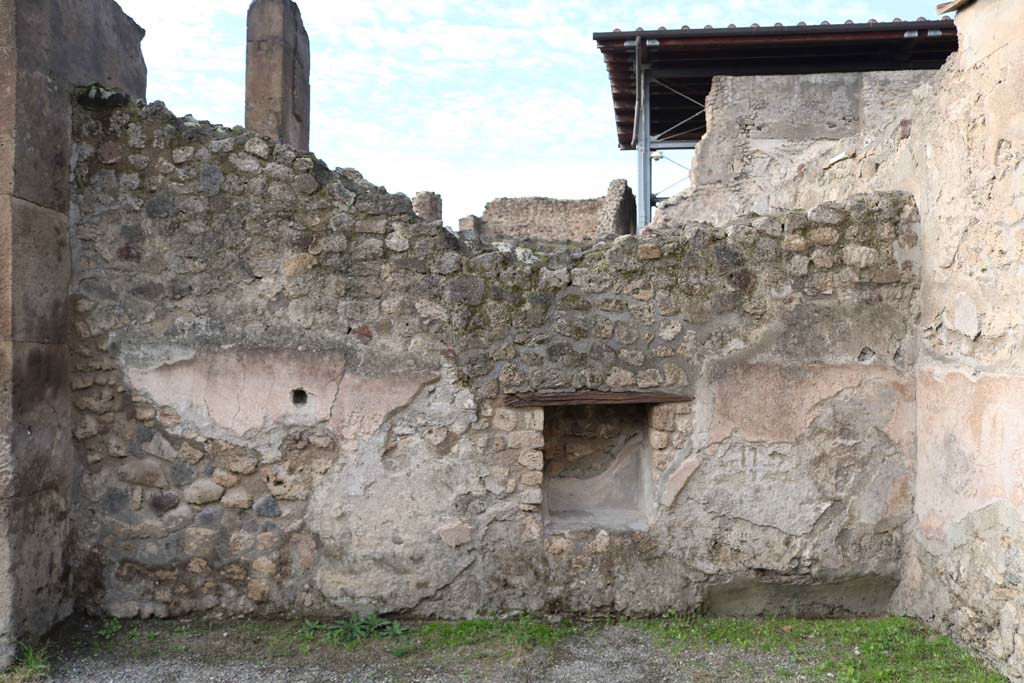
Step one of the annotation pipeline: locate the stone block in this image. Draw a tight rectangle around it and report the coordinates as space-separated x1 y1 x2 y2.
183 479 225 505
222 487 253 509
118 458 167 488
507 430 543 450
491 407 517 431
412 191 442 222
520 470 543 487
3 341 73 497
3 490 72 644
649 404 676 431
520 408 544 431
253 495 281 518
12 0 146 96
517 450 544 471
11 70 70 212
519 488 543 506
648 429 671 450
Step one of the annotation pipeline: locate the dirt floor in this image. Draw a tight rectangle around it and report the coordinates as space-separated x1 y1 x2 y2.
11 615 1008 683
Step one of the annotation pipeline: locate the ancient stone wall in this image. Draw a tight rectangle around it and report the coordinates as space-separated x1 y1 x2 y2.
655 2 1024 678
66 89 920 621
0 0 145 664
472 179 635 241
888 2 1024 680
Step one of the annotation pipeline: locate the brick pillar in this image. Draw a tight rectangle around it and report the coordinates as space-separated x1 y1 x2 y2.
0 0 145 664
245 0 310 150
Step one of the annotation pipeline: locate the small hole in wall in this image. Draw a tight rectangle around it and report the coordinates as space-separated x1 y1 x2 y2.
291 388 308 406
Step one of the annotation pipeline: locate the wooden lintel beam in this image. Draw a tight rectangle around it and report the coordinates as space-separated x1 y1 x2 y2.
502 391 694 408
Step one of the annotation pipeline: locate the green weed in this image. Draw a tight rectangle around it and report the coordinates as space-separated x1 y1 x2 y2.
640 616 1006 683
98 618 122 642
0 642 50 682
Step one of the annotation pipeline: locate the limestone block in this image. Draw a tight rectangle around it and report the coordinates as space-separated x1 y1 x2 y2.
648 429 671 450
2 490 72 645
520 470 543 487
842 244 878 269
118 459 167 488
222 488 253 510
491 407 517 431
507 430 543 450
412 191 442 222
4 341 73 496
183 479 224 505
0 197 70 343
520 408 544 431
519 488 543 506
517 450 544 471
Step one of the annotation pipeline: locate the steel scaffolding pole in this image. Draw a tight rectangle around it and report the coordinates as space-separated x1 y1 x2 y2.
636 68 652 230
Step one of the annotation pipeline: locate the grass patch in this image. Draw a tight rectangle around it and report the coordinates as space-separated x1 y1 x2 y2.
639 616 1006 683
0 643 50 683
389 617 576 657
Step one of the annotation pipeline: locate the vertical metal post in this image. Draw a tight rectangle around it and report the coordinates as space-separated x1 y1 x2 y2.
636 68 652 231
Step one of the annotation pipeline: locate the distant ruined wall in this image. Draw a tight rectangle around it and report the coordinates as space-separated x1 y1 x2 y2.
656 1 1024 679
474 179 635 241
0 0 145 665
67 93 918 621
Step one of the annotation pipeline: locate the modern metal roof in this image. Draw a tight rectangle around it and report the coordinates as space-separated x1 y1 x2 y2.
594 18 959 150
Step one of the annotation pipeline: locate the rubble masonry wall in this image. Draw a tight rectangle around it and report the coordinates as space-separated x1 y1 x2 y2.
656 1 1024 678
68 93 918 622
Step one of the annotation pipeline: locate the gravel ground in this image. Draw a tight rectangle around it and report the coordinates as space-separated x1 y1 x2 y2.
37 618 831 683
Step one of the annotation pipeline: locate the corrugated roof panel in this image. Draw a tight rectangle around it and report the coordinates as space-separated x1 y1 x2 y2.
594 19 959 150
937 1 976 13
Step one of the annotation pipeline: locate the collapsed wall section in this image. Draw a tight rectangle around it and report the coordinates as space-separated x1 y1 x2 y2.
471 179 636 241
69 91 920 620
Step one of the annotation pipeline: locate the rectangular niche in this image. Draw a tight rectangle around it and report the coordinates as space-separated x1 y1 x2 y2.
542 403 654 532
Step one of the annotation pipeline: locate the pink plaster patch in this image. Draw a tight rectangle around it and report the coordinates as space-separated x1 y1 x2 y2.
329 371 438 441
128 350 345 436
708 364 906 443
916 368 1024 539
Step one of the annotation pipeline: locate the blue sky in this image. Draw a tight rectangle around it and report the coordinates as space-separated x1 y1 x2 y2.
117 0 950 226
